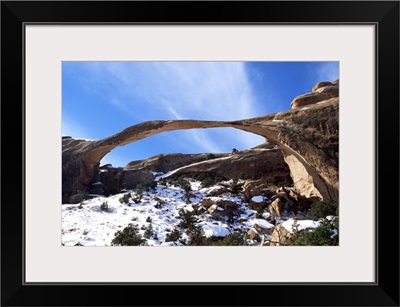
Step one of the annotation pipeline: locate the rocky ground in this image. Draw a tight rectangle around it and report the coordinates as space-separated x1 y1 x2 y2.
62 174 338 247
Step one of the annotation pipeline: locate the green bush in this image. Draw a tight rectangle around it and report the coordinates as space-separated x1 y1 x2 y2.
70 191 89 204
256 208 264 219
200 177 217 188
132 190 143 204
193 173 223 188
119 193 131 204
178 179 191 194
292 219 338 246
308 200 338 220
186 224 206 246
165 228 182 242
177 209 197 230
100 201 109 212
210 232 248 246
111 224 147 246
230 178 241 195
136 181 157 192
154 202 163 209
144 224 155 239
206 153 216 160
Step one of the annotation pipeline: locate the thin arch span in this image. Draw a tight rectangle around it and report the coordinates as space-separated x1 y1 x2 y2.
62 99 339 204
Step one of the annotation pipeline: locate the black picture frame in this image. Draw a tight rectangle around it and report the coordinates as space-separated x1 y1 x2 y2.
1 1 399 306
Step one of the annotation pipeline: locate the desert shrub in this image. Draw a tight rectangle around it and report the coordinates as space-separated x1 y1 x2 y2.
100 201 109 212
177 209 197 230
119 193 131 204
158 177 167 186
154 202 163 209
230 178 241 195
135 181 156 193
132 190 143 204
231 148 239 154
145 181 157 191
70 191 89 204
177 179 191 194
210 232 248 246
256 208 264 219
206 153 216 160
193 173 223 188
193 173 207 182
144 224 155 239
186 224 206 246
291 219 338 246
201 177 216 188
111 224 147 246
165 228 182 242
308 200 338 220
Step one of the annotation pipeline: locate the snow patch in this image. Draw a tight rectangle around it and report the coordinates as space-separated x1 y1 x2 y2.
254 219 274 229
200 224 230 237
281 219 320 233
251 196 264 203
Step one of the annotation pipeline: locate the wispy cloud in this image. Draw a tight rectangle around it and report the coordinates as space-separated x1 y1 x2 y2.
74 62 265 154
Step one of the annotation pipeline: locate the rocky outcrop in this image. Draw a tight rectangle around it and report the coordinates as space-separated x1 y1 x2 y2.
290 80 339 109
62 80 339 204
159 148 290 183
270 224 291 246
125 152 227 173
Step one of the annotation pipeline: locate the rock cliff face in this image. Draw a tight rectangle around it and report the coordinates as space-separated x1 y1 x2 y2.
62 80 339 204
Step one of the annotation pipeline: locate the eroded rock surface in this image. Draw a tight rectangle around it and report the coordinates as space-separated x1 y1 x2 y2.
62 80 339 204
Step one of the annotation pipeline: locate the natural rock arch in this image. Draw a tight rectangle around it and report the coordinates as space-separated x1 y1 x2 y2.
62 98 339 204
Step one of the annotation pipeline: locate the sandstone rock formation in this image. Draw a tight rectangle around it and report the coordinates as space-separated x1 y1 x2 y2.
290 79 339 109
62 80 339 204
155 149 290 183
270 224 291 246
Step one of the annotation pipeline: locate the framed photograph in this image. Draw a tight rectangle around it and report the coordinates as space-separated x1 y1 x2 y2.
1 1 399 306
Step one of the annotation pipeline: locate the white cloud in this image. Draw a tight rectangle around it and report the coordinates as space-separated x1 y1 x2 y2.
75 62 264 155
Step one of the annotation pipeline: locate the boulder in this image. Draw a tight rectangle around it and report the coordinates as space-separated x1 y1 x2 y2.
249 195 266 210
215 199 239 210
253 219 274 234
208 186 230 196
312 81 332 92
247 228 260 240
201 198 214 208
267 198 284 217
208 204 224 217
291 82 338 109
270 224 291 246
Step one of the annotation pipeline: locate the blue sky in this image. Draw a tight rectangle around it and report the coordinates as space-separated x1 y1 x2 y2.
62 61 338 167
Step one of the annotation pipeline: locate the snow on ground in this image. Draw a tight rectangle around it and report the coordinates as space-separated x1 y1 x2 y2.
62 179 247 246
154 156 233 181
62 176 336 246
254 219 274 229
281 218 320 233
251 196 264 203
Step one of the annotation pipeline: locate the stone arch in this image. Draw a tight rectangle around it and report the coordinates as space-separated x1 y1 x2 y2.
62 99 339 203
